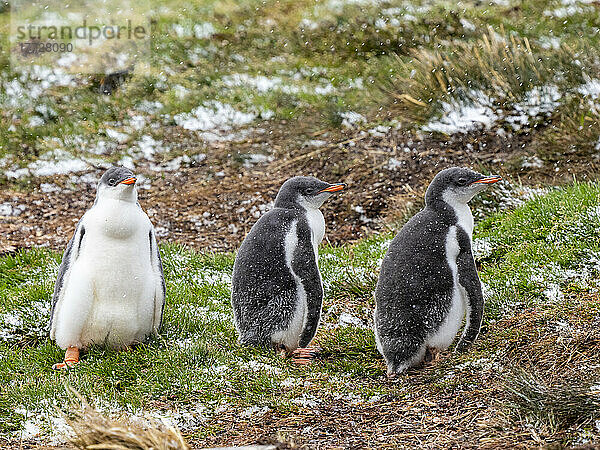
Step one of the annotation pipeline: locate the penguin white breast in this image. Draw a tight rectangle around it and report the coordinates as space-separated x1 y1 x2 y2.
442 191 474 237
304 208 325 258
426 225 467 350
270 219 307 350
54 201 156 349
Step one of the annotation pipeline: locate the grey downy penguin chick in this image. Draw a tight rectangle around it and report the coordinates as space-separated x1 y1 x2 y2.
374 167 501 376
231 176 345 359
49 166 166 369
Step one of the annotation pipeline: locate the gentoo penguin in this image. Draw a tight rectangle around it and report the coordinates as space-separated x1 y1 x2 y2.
49 166 165 369
231 176 345 360
374 167 501 376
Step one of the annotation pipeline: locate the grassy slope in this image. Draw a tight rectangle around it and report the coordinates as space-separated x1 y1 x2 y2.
0 182 599 447
1 0 599 177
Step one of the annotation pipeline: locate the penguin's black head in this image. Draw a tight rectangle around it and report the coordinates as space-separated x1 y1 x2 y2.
97 166 138 202
425 167 501 206
274 176 346 210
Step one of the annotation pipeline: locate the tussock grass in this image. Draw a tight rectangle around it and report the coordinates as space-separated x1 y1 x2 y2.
388 27 592 123
67 390 190 450
505 371 600 435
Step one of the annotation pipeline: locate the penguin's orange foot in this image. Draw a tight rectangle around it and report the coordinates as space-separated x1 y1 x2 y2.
52 346 80 370
52 360 79 370
291 347 319 365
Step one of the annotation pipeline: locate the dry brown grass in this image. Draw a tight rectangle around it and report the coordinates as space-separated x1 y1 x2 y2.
505 370 600 436
66 390 189 450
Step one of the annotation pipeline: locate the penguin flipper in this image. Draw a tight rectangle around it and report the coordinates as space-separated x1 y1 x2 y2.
454 227 484 352
149 228 166 334
293 222 324 348
49 221 86 339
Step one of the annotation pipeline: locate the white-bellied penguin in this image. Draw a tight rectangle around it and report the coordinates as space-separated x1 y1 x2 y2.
374 167 501 376
49 166 166 369
231 176 345 363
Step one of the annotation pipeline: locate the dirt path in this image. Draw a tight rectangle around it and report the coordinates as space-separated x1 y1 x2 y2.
0 122 594 255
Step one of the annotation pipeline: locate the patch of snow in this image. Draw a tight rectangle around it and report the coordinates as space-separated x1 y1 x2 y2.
280 377 298 388
299 18 320 30
154 226 170 237
314 83 336 95
2 66 74 108
538 36 561 50
332 392 365 406
481 281 495 300
505 85 561 130
241 406 270 417
193 269 232 287
28 116 45 127
151 155 191 172
4 167 30 179
544 4 594 17
222 73 283 93
117 155 135 170
460 18 477 32
423 93 498 134
105 128 130 144
39 183 61 193
242 153 273 167
87 140 115 155
0 202 26 216
473 181 549 219
171 23 189 37
521 156 544 169
472 237 494 260
142 405 208 430
174 101 256 132
340 111 367 128
173 84 189 100
22 149 93 178
194 22 216 39
339 312 368 328
68 172 101 187
247 360 282 375
303 139 327 147
258 108 274 120
368 125 390 137
386 157 403 171
1 302 51 343
291 394 319 408
135 100 163 114
543 284 564 303
199 129 254 143
578 78 600 98
133 135 169 160
128 115 147 131
35 105 57 119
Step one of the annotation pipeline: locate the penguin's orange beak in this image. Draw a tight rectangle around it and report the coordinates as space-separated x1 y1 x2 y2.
318 183 346 193
471 175 502 185
120 177 137 185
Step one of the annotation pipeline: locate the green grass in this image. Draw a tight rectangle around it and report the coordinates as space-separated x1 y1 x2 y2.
477 182 600 320
0 182 599 445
